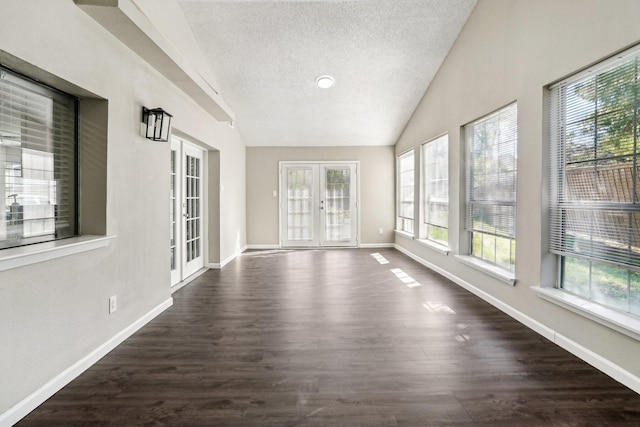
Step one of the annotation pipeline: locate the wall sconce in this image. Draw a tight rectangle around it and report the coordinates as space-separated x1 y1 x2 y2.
141 107 173 141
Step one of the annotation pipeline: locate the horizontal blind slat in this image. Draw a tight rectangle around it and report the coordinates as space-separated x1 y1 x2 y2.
549 51 640 272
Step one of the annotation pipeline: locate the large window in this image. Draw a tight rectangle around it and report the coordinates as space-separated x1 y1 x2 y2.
550 48 640 315
465 103 518 272
397 150 415 234
422 134 449 245
0 67 77 250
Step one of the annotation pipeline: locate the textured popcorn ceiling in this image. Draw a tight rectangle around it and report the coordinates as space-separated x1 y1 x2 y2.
179 0 476 146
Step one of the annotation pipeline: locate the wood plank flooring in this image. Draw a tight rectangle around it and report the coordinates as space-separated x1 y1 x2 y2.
16 248 640 426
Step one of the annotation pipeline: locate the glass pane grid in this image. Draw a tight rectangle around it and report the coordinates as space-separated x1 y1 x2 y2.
185 155 201 263
324 168 351 242
287 168 314 241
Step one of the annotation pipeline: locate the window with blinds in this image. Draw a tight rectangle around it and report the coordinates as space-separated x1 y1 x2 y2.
465 103 518 272
549 47 640 315
0 67 77 250
422 134 449 246
397 149 415 234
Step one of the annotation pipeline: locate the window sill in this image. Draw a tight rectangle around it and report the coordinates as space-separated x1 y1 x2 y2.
455 255 516 286
416 239 450 255
394 229 415 240
532 287 640 341
0 235 115 273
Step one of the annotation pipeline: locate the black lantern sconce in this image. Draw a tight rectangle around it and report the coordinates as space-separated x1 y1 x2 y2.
141 107 173 141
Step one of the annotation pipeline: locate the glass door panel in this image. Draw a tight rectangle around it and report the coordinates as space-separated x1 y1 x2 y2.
182 143 204 278
281 164 319 247
170 136 204 287
170 139 181 287
321 164 357 246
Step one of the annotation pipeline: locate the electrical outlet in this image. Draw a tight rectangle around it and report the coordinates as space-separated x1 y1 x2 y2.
109 295 117 314
272 190 277 197
379 228 384 235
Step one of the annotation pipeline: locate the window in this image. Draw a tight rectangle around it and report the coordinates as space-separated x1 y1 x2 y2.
422 134 449 246
465 103 518 272
0 67 77 250
550 47 640 315
397 150 415 234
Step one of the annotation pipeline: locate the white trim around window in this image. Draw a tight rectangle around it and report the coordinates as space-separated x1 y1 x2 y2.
0 235 115 272
397 149 415 235
421 134 450 250
548 44 640 320
464 102 518 276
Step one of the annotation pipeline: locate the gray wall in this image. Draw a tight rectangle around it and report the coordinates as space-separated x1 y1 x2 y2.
246 146 395 246
395 0 640 379
0 0 246 414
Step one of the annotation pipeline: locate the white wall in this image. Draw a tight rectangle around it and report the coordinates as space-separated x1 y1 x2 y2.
395 0 640 381
0 0 245 417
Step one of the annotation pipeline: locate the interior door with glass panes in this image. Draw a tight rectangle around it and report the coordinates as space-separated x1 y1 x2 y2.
280 162 358 247
319 163 357 246
170 136 205 287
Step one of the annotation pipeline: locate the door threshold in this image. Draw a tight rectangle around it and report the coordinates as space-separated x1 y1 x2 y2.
171 267 208 294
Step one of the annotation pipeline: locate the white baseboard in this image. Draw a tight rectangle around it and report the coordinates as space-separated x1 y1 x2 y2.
245 244 395 250
393 243 640 395
0 298 173 427
245 244 280 250
208 251 241 270
358 243 394 248
554 333 640 393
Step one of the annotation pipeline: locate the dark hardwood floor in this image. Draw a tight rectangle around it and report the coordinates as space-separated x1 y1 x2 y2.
17 248 640 426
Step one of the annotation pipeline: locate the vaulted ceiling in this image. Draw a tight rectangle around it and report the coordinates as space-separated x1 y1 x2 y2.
178 0 477 147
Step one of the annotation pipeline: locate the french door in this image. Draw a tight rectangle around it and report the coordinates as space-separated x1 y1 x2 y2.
170 136 205 287
280 162 358 247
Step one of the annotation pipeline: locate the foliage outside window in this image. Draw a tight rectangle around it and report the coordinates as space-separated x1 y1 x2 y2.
422 134 449 245
550 48 640 315
465 103 518 272
397 150 415 234
0 67 77 250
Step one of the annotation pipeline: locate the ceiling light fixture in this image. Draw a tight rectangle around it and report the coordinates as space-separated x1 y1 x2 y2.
316 75 334 89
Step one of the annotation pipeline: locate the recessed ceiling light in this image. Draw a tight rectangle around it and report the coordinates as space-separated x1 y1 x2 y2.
316 75 334 89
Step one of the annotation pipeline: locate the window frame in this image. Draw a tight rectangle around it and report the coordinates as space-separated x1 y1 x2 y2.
397 149 415 235
463 102 518 274
0 65 79 251
421 134 449 248
549 45 640 316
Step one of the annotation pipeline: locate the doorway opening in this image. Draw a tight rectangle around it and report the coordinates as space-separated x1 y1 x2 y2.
170 135 206 287
280 162 359 248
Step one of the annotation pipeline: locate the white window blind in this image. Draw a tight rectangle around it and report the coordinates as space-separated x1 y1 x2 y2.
422 134 449 245
465 103 518 271
0 67 77 250
398 150 415 234
550 49 640 273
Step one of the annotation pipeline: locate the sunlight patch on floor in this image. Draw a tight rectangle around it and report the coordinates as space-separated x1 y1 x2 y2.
422 301 456 314
390 268 421 288
370 252 389 264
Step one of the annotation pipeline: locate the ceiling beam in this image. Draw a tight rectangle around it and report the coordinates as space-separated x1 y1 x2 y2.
75 0 234 122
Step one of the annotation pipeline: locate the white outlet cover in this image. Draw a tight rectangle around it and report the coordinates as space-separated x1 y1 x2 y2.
109 295 117 314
